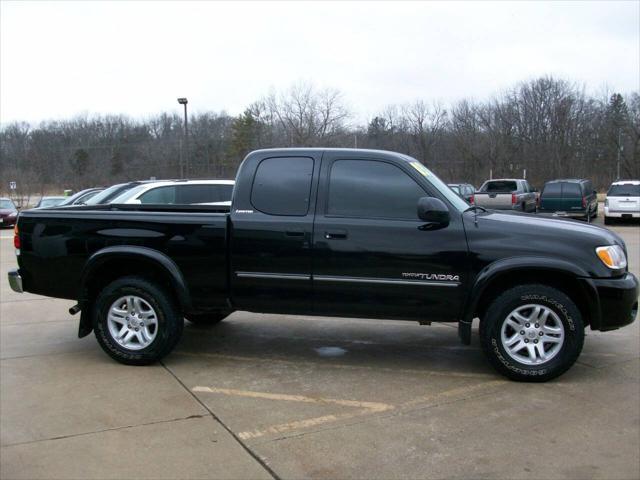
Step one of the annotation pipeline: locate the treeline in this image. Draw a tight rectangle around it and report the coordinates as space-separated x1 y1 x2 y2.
1 77 638 203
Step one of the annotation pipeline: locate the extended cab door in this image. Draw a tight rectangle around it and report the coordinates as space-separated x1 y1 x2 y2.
229 152 321 314
311 152 469 321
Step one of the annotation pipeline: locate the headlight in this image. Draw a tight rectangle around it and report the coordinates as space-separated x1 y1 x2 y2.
596 245 627 269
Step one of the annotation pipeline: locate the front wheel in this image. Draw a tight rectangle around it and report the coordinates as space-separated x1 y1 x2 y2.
93 276 183 365
480 284 584 382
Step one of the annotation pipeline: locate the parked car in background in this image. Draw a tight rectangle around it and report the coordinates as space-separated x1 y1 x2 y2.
34 196 66 208
58 188 105 206
538 179 598 221
83 181 155 205
605 180 640 225
0 197 19 228
473 179 537 212
448 183 475 203
110 180 234 205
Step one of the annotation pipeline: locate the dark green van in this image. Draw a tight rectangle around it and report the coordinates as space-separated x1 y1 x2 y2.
538 179 598 221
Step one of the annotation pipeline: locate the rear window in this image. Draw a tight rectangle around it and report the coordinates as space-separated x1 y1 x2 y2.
608 184 640 197
541 183 562 197
563 183 582 197
251 157 314 216
481 181 518 193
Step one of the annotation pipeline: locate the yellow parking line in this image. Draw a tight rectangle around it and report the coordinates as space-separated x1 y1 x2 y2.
193 380 505 441
193 386 393 411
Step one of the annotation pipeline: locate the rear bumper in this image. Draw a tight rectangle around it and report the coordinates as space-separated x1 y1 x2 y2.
592 272 639 331
604 207 640 218
7 269 23 293
549 211 586 218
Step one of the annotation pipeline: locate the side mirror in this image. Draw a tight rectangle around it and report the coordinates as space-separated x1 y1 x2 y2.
417 197 450 226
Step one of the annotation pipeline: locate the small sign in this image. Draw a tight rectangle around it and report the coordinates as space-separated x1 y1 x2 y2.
9 181 16 190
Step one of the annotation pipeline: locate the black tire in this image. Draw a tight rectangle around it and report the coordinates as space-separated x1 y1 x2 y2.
93 276 183 365
185 311 231 326
480 284 584 382
604 216 612 225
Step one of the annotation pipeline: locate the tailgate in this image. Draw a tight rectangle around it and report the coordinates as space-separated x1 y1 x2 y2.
474 193 512 208
609 197 640 212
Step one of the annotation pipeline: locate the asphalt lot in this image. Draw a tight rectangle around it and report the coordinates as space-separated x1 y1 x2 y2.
1 213 639 480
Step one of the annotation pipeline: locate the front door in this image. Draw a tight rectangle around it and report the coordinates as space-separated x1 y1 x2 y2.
312 153 469 321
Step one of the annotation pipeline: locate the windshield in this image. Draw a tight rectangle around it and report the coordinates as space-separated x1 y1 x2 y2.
409 162 468 211
0 199 16 210
84 184 130 205
110 184 148 203
608 184 640 197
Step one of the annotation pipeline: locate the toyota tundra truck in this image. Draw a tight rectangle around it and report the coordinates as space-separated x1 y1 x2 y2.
7 148 639 381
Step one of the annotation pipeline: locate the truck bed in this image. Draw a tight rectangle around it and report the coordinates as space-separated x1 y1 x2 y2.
16 204 230 312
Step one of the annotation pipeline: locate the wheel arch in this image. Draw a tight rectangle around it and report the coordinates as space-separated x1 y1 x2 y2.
463 257 600 334
77 246 191 337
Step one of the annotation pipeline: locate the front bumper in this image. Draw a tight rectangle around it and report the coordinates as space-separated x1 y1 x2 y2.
7 269 23 293
592 272 639 331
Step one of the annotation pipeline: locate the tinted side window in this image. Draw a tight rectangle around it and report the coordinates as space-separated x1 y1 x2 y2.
328 160 426 220
251 157 314 216
584 181 593 195
563 183 582 197
139 186 176 204
542 183 562 196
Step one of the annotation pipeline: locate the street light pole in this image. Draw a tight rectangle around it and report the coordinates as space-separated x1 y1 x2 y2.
177 98 189 178
616 128 622 180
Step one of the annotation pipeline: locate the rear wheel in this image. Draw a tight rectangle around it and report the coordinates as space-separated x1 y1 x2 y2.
480 284 584 382
93 276 183 365
185 311 231 326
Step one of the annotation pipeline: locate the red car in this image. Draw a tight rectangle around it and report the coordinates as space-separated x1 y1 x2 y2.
0 197 19 228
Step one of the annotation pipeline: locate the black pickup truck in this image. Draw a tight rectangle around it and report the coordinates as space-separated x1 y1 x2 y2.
8 148 639 381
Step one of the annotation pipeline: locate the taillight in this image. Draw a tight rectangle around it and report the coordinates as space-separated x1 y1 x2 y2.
511 193 517 204
13 224 20 249
469 195 474 204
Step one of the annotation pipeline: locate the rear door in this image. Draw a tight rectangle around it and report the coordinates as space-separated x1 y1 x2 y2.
311 153 468 321
540 182 563 211
608 183 640 213
562 182 584 213
230 154 320 314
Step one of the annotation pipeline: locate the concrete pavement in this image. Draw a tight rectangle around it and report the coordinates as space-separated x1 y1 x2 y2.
1 216 638 479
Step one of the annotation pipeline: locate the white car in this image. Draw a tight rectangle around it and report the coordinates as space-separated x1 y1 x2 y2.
604 180 640 224
110 180 234 206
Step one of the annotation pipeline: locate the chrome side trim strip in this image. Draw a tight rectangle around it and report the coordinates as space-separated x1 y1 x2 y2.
313 275 459 287
236 272 311 281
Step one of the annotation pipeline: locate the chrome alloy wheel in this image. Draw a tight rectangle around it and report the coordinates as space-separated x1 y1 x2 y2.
107 296 158 350
500 304 565 366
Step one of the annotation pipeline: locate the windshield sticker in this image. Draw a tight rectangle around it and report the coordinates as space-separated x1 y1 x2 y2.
410 162 430 177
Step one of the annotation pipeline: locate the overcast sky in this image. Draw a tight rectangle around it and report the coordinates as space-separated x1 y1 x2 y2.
1 1 638 125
